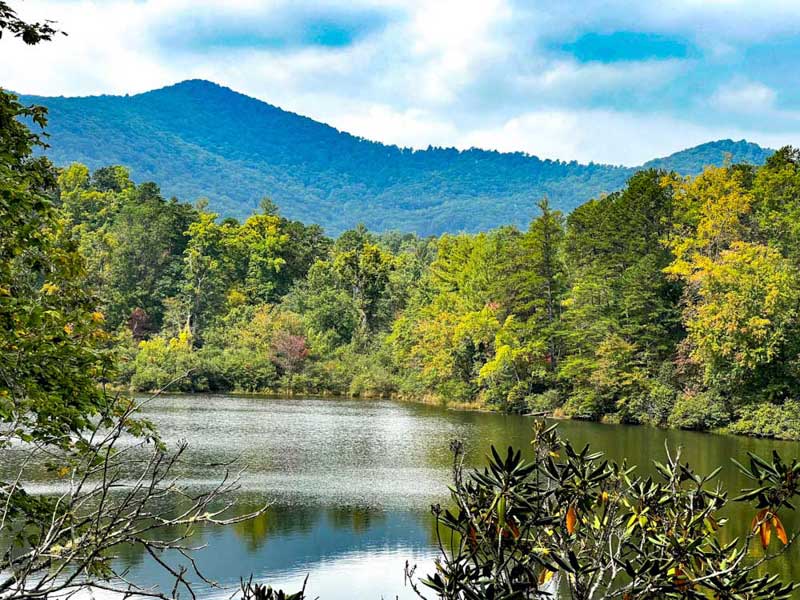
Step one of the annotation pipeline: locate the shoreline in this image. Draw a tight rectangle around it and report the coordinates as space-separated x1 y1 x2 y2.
128 387 800 442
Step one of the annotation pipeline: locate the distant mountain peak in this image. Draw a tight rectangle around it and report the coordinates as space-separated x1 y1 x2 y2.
20 81 775 235
643 138 773 172
141 79 247 101
172 78 220 87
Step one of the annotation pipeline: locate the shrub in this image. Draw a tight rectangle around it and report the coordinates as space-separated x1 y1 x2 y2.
503 382 530 413
436 380 475 405
130 330 212 392
642 380 678 426
621 380 677 427
204 346 277 392
348 363 396 397
728 401 800 440
416 422 800 600
562 389 604 420
526 388 562 414
668 390 731 431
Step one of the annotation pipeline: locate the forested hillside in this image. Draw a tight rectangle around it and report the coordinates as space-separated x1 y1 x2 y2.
55 149 800 440
22 80 772 235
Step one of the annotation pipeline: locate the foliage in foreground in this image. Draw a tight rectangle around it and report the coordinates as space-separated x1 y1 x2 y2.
415 422 800 600
241 576 308 600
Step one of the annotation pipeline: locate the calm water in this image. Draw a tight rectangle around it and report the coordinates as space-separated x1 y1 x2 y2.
19 395 800 598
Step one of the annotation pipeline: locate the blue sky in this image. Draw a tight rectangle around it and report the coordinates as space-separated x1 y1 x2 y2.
4 0 800 165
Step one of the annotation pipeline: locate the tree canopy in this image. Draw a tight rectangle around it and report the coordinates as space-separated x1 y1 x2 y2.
46 150 800 439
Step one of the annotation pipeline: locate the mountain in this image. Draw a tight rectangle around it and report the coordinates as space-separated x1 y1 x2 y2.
19 80 774 235
642 139 773 173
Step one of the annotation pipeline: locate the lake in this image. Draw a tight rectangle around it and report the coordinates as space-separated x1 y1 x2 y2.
55 395 800 598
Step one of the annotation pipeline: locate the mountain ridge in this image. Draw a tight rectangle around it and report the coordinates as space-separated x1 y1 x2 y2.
19 79 775 235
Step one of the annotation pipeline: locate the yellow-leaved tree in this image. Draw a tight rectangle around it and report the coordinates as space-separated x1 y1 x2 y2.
665 165 800 419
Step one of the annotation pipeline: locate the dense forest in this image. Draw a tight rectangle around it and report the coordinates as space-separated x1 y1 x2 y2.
22 80 773 235
53 149 800 440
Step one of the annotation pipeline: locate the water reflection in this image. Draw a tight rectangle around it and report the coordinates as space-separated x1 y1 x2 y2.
7 395 800 598
114 505 435 600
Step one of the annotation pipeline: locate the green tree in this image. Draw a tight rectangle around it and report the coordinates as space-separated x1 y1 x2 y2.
0 91 112 446
226 208 288 304
0 1 63 44
287 260 361 351
182 209 229 337
559 170 681 422
665 164 800 417
332 226 394 333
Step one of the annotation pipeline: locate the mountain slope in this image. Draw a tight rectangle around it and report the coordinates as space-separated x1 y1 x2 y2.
642 139 773 173
20 80 774 235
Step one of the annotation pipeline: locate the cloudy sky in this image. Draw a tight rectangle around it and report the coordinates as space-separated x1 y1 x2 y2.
4 0 800 165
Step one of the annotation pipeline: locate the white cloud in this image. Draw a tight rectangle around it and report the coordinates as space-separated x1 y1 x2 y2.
539 0 800 45
289 102 800 166
331 104 458 148
457 108 800 165
3 0 800 165
513 58 686 100
404 0 512 104
298 101 800 170
711 81 777 114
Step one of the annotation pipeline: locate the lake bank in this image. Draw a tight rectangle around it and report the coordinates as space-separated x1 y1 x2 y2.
128 385 800 441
